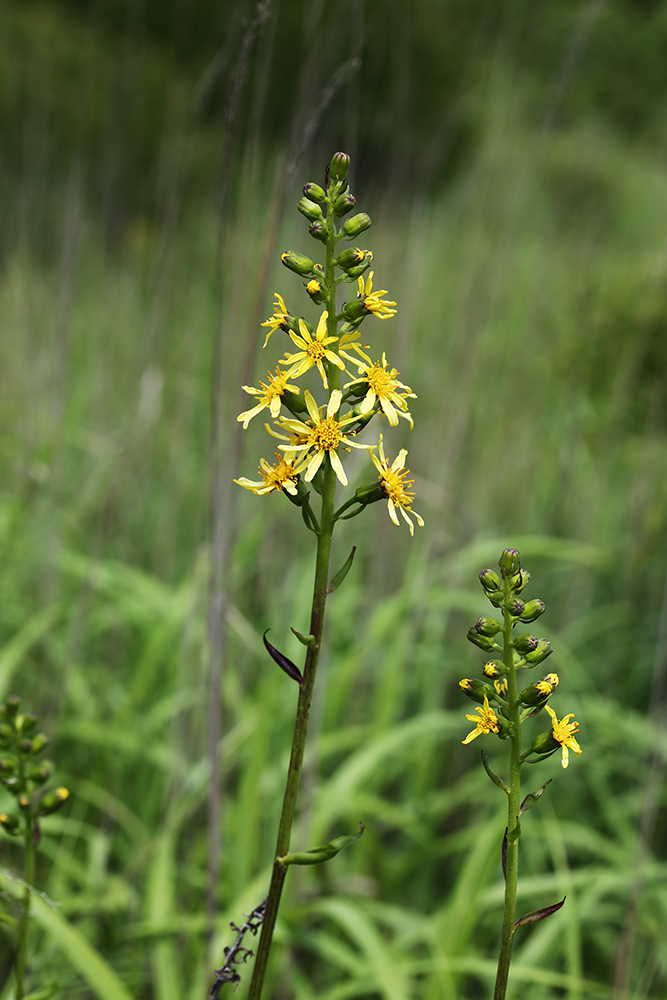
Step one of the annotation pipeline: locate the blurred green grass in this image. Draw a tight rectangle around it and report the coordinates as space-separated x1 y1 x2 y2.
2 102 667 999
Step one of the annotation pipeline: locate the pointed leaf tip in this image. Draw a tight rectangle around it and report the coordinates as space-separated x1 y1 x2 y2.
263 630 303 684
515 897 566 928
278 822 364 867
327 546 356 593
520 778 552 814
291 627 316 647
482 750 510 794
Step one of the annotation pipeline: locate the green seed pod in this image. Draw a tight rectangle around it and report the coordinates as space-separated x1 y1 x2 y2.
333 192 356 216
329 151 350 183
0 812 20 835
297 197 324 222
483 659 505 678
513 634 539 654
474 617 503 637
520 599 546 623
479 569 501 592
2 695 20 720
303 182 327 204
281 251 315 276
308 221 328 243
499 548 521 578
342 213 372 238
335 247 367 270
304 278 327 305
524 639 553 665
39 787 70 817
466 627 499 652
459 677 496 704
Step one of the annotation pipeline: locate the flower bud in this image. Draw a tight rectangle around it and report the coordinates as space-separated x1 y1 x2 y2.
19 795 31 811
342 213 372 238
511 569 531 593
524 638 553 665
485 590 504 608
281 251 315 276
507 599 525 618
329 151 350 183
474 617 502 637
28 763 53 786
499 548 521 578
305 278 327 305
513 634 538 654
333 192 356 216
297 197 324 222
0 812 20 835
459 677 496 703
342 299 366 322
39 787 70 817
303 182 327 204
494 678 508 698
29 733 49 754
308 221 328 243
479 569 501 592
520 599 546 623
0 724 13 748
0 758 16 776
354 483 385 505
18 713 38 735
530 731 559 756
520 674 557 706
467 627 499 652
1 695 20 720
483 660 505 678
335 247 367 270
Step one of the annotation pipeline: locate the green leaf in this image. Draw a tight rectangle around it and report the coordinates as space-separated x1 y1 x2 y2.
520 778 552 814
515 896 566 928
291 627 315 647
481 750 509 794
30 895 134 1000
278 823 364 866
507 819 521 844
327 546 356 594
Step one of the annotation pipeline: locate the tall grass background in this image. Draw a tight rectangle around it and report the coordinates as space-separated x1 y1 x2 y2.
2 1 667 998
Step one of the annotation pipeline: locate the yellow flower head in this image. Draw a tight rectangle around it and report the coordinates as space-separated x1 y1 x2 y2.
342 347 416 427
484 661 501 678
282 312 345 389
237 368 300 428
462 695 500 744
261 293 292 348
545 704 582 769
357 271 397 319
276 390 373 487
494 678 508 697
234 453 303 496
371 434 424 536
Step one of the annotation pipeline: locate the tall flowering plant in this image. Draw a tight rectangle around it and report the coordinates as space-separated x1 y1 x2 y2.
461 548 583 1000
210 152 422 999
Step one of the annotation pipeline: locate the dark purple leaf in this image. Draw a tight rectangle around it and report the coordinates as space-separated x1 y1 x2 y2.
263 630 303 684
515 897 566 928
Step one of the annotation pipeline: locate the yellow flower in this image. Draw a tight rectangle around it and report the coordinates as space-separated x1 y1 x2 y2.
358 272 397 319
342 347 416 427
261 293 291 348
237 368 300 428
462 695 500 744
277 389 373 487
234 453 303 496
545 704 582 769
371 434 424 536
494 678 508 697
282 312 345 389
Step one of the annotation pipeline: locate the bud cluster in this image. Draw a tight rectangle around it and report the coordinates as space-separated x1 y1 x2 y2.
0 695 69 838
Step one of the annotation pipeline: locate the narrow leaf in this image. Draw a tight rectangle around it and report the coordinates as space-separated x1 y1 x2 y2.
520 778 552 814
263 630 302 684
515 896 566 928
502 829 507 881
327 546 356 594
278 822 364 867
482 750 509 794
291 627 316 647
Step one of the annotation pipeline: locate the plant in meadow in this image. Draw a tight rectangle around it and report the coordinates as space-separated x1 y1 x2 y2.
209 152 423 999
0 695 70 999
460 548 583 1000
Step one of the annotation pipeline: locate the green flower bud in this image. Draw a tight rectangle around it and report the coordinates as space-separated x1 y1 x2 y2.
297 197 324 222
342 213 372 238
343 259 373 279
29 733 49 754
524 639 553 665
18 713 38 735
0 724 13 748
19 795 31 811
530 730 559 756
511 569 531 593
507 599 525 618
479 569 501 592
499 548 521 578
459 677 496 703
2 695 20 720
520 678 555 707
342 299 366 322
308 221 328 243
333 192 356 216
303 182 327 204
304 278 328 305
486 590 505 608
513 634 539 654
0 812 20 835
520 599 546 623
329 151 350 183
474 617 502 637
467 627 499 652
28 762 53 786
483 659 505 678
335 247 367 270
39 787 70 817
281 251 315 276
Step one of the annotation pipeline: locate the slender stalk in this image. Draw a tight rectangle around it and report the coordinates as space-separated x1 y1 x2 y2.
493 575 522 1000
246 186 341 1000
14 749 35 1000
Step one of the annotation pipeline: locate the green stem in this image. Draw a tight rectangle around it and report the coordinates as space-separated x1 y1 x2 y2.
15 746 35 1000
246 186 341 1000
493 577 522 1000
